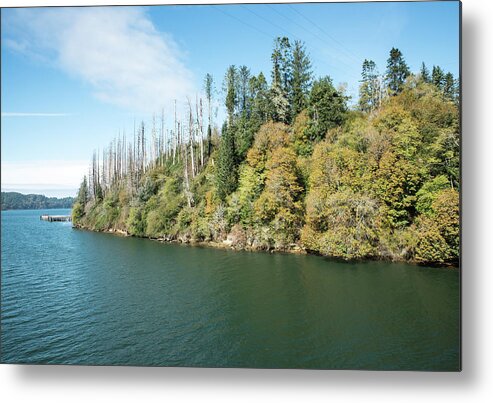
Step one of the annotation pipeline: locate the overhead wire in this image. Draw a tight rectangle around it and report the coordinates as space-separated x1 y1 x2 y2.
208 4 363 100
287 4 364 65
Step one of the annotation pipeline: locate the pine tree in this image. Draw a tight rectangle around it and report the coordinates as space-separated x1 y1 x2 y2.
216 123 238 200
291 40 312 118
420 62 431 83
432 66 445 91
385 47 410 96
359 59 380 113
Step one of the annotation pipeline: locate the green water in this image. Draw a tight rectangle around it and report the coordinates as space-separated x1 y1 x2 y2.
1 209 460 370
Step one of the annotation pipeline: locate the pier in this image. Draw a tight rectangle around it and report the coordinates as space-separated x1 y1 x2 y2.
40 215 72 222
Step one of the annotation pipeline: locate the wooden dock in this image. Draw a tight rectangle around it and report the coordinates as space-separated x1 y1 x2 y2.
40 215 72 222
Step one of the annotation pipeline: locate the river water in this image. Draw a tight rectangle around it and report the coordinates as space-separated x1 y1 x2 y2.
1 209 460 370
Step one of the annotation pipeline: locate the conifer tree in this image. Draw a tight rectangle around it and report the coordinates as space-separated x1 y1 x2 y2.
308 76 348 141
224 65 238 125
432 65 445 91
443 72 456 100
385 47 410 95
420 62 431 83
77 176 89 208
250 73 272 126
359 59 380 113
270 37 291 123
238 66 251 116
216 123 238 200
291 40 312 118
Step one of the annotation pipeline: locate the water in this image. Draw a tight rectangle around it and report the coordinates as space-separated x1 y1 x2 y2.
1 209 460 370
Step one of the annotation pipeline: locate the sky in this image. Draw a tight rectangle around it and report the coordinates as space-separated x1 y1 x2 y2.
1 1 460 197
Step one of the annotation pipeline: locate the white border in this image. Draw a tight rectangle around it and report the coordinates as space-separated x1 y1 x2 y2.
2 0 493 402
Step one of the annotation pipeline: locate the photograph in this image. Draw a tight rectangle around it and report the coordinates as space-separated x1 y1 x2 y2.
1 0 461 371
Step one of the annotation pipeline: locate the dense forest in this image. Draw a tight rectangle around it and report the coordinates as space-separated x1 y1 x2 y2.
1 192 74 210
73 39 459 266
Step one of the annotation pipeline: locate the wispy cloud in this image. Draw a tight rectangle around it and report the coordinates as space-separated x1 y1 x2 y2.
1 160 89 197
2 112 71 117
4 7 195 113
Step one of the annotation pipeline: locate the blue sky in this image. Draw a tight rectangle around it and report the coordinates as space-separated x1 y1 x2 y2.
1 1 460 197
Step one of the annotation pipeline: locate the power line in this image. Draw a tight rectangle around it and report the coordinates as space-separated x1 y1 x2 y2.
264 4 361 80
287 4 363 65
239 4 356 78
211 5 274 41
209 4 361 93
267 4 354 65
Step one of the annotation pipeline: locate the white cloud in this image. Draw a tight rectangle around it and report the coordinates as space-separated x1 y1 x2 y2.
1 160 89 197
4 7 195 113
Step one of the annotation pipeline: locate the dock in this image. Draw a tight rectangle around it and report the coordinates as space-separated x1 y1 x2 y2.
40 215 72 222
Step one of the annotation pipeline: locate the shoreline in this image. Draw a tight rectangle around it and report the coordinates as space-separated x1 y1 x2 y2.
72 224 459 268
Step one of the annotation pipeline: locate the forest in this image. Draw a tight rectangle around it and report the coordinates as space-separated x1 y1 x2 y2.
72 38 460 265
1 192 74 210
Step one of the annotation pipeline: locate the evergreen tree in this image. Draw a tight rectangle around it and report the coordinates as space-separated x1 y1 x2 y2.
432 65 445 91
385 47 410 96
204 73 214 157
420 62 431 83
250 72 272 126
270 37 292 123
307 76 348 141
359 59 380 113
238 66 251 116
216 123 238 200
291 40 312 118
224 65 238 125
77 175 89 208
443 72 456 100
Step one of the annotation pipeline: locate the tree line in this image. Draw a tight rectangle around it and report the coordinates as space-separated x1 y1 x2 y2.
1 192 74 211
73 38 459 265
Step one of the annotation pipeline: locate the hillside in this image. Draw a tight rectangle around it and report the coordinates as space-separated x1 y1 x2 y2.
1 192 74 211
72 41 459 266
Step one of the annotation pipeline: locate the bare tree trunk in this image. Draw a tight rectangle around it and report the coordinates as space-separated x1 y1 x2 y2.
198 97 204 169
182 124 192 208
187 98 196 178
173 100 177 164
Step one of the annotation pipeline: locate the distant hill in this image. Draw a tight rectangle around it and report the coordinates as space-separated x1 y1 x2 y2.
1 192 74 211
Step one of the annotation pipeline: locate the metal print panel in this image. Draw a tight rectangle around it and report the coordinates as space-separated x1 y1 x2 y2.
0 1 461 370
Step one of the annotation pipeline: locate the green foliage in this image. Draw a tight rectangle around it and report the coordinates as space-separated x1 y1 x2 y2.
224 65 238 123
76 43 459 266
216 123 238 201
1 192 74 211
307 76 348 141
415 175 450 215
291 40 312 117
249 72 272 126
420 62 431 83
292 110 312 156
359 59 380 113
373 151 422 228
302 189 379 259
415 188 459 263
432 65 445 90
386 47 410 95
254 147 304 248
72 201 84 223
